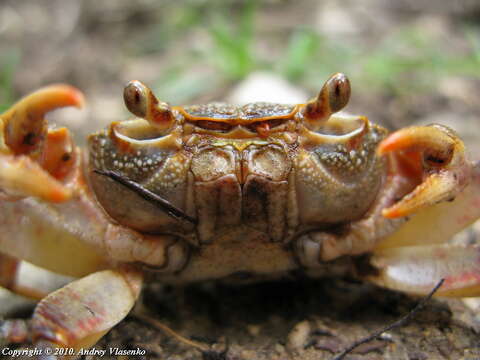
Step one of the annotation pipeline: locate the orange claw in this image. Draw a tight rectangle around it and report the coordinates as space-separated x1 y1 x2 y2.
0 84 84 155
0 155 72 202
0 84 84 202
377 125 463 158
378 125 469 218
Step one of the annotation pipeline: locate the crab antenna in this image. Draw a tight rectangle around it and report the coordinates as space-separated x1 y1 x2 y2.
123 80 174 131
303 73 351 130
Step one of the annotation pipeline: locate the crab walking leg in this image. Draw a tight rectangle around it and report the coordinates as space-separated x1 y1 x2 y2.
0 255 33 343
26 268 143 354
0 252 60 300
0 252 20 293
369 244 480 297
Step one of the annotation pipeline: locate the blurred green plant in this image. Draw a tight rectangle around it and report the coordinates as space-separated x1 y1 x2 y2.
138 1 480 102
153 63 221 104
359 26 480 95
0 50 20 113
278 29 354 85
277 29 320 81
205 0 258 81
283 25 480 96
139 0 261 101
135 2 206 54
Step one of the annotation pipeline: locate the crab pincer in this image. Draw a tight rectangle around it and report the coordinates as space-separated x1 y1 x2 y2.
0 85 84 202
378 124 470 219
369 125 480 297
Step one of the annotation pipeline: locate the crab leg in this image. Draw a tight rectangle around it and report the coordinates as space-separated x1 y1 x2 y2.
0 253 52 300
2 268 143 354
366 125 480 296
0 85 191 278
0 85 111 276
369 244 480 297
0 252 75 303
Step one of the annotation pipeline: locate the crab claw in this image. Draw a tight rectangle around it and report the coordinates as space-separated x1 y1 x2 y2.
0 84 84 202
365 127 480 297
1 84 84 155
378 124 469 218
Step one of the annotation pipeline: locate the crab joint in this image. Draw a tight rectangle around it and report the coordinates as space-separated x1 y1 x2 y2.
302 73 351 131
124 80 174 132
378 125 469 218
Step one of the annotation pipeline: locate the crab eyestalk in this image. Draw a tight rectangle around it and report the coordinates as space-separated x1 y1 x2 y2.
124 80 174 132
302 73 351 131
378 124 469 219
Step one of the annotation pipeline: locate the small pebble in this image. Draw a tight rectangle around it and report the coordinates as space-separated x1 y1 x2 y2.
286 320 311 351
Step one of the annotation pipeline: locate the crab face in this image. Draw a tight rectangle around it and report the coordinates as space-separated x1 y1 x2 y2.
1 73 480 355
88 74 386 245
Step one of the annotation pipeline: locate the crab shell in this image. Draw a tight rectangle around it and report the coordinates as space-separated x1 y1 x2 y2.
1 74 480 355
88 79 387 274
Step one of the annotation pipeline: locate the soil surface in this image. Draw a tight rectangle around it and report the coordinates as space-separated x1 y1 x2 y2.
95 278 480 360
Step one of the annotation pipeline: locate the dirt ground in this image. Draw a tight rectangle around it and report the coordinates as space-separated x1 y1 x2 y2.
1 1 480 359
92 279 480 360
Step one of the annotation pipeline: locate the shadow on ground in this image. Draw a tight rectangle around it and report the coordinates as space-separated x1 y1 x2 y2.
96 278 480 360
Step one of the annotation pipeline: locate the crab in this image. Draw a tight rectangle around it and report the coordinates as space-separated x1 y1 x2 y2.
0 73 480 357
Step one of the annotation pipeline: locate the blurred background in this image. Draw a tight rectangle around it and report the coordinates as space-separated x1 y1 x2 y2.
1 0 479 151
1 1 480 358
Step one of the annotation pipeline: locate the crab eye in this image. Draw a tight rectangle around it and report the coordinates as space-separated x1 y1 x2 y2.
325 73 350 113
303 73 351 131
124 80 148 118
123 80 174 131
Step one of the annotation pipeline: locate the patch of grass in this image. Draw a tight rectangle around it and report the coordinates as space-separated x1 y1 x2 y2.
278 29 321 81
205 0 259 81
0 50 20 113
134 2 207 55
139 1 480 101
137 1 260 102
285 24 480 96
358 26 480 95
153 63 220 104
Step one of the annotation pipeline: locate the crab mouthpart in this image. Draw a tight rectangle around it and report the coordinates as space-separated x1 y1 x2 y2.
378 125 469 218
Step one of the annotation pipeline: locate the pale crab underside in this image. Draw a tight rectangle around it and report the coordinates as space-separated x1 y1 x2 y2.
0 74 479 355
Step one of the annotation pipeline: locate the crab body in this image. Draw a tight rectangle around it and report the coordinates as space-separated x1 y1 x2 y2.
1 74 480 356
88 83 387 282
